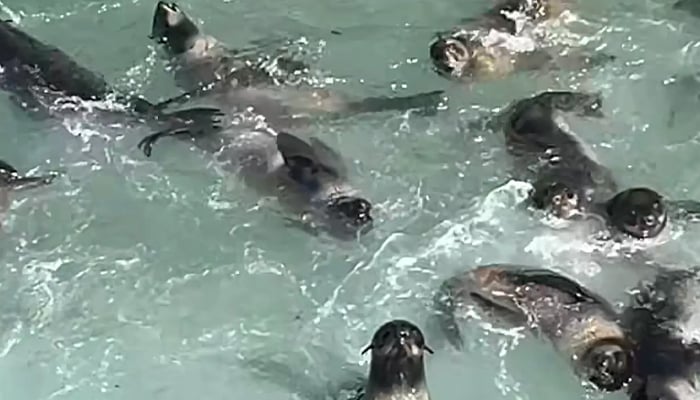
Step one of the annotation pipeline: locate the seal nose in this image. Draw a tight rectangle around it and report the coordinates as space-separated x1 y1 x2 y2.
643 215 657 227
587 345 631 391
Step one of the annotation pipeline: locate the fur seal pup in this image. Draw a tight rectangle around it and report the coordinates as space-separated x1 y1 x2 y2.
244 319 433 400
147 2 445 132
145 120 373 238
495 90 618 219
429 0 613 81
621 268 700 399
0 19 223 141
434 264 633 391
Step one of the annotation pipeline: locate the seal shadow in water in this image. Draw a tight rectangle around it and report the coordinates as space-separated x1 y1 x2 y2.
240 320 433 400
431 264 634 392
0 18 225 145
145 1 446 135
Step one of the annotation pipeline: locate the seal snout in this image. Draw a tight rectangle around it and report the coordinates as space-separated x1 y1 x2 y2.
325 196 374 237
430 36 469 76
581 342 632 392
151 0 199 54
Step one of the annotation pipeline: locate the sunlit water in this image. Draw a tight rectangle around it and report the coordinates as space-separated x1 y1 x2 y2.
1 0 700 399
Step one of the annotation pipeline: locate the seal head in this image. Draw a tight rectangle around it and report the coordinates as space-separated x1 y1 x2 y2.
429 34 474 78
577 338 633 391
606 188 668 239
151 1 200 55
363 320 432 400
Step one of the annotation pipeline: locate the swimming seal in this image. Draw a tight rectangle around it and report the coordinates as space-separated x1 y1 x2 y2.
145 1 445 137
495 90 618 219
429 0 613 81
434 264 633 391
0 19 223 142
244 319 433 400
621 268 700 400
146 119 373 238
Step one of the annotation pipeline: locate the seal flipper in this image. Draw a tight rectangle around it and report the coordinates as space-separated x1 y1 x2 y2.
507 268 613 309
674 0 700 18
0 160 58 191
276 132 344 182
433 275 468 350
345 90 445 116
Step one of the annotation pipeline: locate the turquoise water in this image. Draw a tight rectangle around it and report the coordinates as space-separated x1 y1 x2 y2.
1 0 700 399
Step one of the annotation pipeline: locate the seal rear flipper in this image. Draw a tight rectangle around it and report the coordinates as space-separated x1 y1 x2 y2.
433 276 467 350
344 90 445 116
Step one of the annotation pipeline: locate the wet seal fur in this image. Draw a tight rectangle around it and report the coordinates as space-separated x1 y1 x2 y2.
621 267 700 400
0 19 223 143
244 319 433 400
429 0 614 81
144 1 445 140
434 264 633 391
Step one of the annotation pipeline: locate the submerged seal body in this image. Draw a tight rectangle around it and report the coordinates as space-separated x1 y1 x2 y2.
621 268 700 399
148 1 445 131
0 19 222 139
434 264 633 391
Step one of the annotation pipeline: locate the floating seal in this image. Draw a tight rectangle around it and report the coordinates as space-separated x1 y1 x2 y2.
244 319 433 400
494 90 617 219
434 264 633 391
145 1 445 138
0 19 223 142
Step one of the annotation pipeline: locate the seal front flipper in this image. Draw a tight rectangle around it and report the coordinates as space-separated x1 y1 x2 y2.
276 132 343 181
345 90 445 116
136 105 225 157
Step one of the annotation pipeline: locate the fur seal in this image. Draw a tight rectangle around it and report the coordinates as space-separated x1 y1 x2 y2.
429 0 614 81
495 90 618 219
621 268 700 399
434 264 633 391
244 319 433 400
0 19 223 141
146 1 445 134
146 121 373 238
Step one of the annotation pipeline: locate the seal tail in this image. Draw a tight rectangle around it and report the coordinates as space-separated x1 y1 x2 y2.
433 276 466 351
345 90 445 116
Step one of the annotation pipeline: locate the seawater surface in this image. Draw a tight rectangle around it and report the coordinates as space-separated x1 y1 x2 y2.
0 0 700 399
